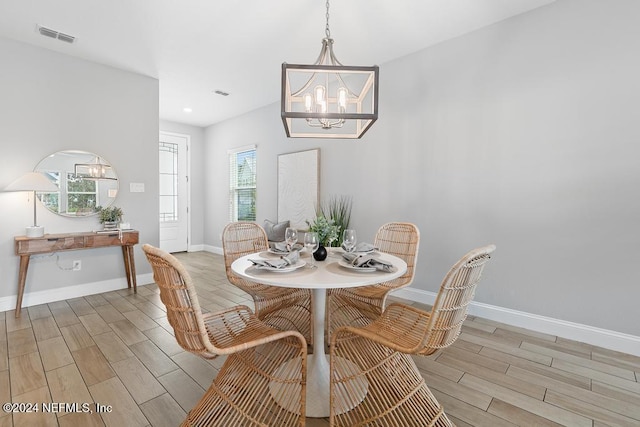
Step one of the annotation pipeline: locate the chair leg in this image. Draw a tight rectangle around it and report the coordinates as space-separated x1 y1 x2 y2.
183 343 306 427
331 331 453 427
327 292 383 342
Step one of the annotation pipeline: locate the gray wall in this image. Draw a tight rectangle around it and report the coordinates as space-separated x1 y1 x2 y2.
0 38 159 300
159 120 206 248
204 0 640 336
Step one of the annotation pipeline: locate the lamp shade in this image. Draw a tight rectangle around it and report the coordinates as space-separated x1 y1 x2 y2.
4 172 59 193
4 171 59 237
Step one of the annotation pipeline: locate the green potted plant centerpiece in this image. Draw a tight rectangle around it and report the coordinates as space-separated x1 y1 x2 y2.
306 195 353 260
319 195 352 247
306 215 339 261
97 206 123 230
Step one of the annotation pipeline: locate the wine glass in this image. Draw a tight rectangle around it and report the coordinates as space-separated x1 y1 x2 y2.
285 227 298 251
342 229 357 252
304 232 319 268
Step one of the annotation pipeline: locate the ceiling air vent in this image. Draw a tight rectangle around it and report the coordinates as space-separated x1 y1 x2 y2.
57 32 76 44
38 26 58 39
37 25 76 44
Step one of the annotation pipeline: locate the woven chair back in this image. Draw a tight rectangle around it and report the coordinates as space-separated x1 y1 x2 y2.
420 244 496 355
222 221 269 274
374 222 420 289
142 244 218 358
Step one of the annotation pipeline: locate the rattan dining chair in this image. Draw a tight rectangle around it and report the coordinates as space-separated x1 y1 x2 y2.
223 222 313 345
327 222 420 338
143 244 307 427
330 244 495 427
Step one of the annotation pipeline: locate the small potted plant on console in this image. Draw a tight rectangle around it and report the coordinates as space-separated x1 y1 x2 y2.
97 206 123 230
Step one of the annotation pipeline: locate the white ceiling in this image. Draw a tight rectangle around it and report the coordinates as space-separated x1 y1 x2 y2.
0 0 555 128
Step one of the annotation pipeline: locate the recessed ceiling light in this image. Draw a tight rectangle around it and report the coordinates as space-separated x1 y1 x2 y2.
214 90 230 97
183 107 192 113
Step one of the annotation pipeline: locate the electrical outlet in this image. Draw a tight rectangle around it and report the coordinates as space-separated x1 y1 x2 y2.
73 260 81 271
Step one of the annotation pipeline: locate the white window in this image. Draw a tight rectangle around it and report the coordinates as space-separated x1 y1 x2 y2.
229 145 257 221
36 171 99 215
159 141 178 222
66 172 98 214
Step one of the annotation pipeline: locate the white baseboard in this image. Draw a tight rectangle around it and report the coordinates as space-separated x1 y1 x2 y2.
0 273 154 314
393 287 640 357
191 247 640 357
203 245 223 255
27 248 632 358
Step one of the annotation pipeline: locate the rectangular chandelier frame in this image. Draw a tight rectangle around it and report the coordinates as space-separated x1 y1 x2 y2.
281 63 379 139
74 162 117 180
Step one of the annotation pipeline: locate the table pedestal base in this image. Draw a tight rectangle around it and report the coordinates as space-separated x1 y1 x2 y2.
269 353 367 418
232 251 407 419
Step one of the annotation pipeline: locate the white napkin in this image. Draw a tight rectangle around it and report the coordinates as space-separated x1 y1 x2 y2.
271 242 303 253
281 249 300 265
342 242 377 253
249 258 288 269
250 248 301 269
342 252 394 272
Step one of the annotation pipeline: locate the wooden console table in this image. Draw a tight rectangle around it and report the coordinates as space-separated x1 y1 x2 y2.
14 230 139 317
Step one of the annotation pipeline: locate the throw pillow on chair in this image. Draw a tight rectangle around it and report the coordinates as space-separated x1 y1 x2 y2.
263 219 289 242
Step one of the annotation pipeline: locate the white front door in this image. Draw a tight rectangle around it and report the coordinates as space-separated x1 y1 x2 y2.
159 132 189 253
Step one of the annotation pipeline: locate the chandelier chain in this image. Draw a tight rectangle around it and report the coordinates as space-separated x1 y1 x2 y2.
325 0 331 38
280 0 379 138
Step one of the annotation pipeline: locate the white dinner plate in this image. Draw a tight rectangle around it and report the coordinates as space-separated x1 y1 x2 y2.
253 260 306 272
338 259 377 273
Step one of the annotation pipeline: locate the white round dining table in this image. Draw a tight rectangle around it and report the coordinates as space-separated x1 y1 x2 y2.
231 248 407 418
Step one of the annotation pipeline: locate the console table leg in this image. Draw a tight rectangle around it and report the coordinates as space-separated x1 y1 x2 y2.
16 255 30 318
122 245 137 293
129 246 137 293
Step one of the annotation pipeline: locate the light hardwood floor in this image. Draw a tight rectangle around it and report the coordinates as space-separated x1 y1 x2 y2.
1 251 639 426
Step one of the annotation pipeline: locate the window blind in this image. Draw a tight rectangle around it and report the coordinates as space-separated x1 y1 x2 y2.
228 145 257 222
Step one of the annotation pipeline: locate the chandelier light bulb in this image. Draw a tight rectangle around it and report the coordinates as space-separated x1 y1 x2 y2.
304 93 313 112
337 87 348 111
314 85 326 106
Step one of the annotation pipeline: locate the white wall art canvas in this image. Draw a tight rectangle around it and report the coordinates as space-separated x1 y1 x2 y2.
278 149 319 230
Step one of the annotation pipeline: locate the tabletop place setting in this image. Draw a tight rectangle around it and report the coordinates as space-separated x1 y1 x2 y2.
254 227 397 274
338 229 395 273
251 227 307 271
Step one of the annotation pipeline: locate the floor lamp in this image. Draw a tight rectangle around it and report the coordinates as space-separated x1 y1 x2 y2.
4 172 59 237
